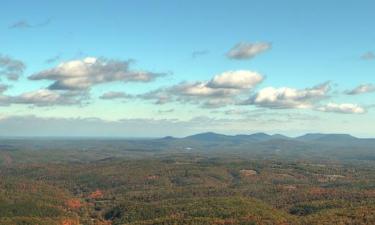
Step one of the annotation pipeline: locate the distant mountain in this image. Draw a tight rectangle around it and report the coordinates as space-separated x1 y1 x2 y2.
271 134 290 140
160 136 177 141
184 132 232 142
296 133 327 141
182 132 291 143
235 133 290 141
149 132 374 161
157 132 369 148
247 132 271 141
296 133 357 142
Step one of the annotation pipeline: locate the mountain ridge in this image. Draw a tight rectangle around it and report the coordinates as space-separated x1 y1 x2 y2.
160 132 365 142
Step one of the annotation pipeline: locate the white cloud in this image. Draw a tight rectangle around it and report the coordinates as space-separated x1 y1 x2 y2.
29 57 164 90
346 84 375 95
171 70 263 98
245 82 330 109
140 70 264 107
16 89 86 106
207 70 263 89
227 42 271 60
171 82 239 97
317 103 366 114
0 89 86 106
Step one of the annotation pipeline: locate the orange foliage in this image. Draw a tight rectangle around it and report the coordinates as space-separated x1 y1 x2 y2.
93 221 112 225
61 219 79 225
66 198 82 209
309 187 327 195
210 219 235 225
363 189 375 197
89 189 104 199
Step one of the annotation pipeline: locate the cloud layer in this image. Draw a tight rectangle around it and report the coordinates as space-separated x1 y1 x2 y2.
346 84 375 95
0 116 231 137
29 57 164 90
227 42 271 60
317 103 365 114
0 115 313 137
13 89 84 106
0 89 86 106
0 48 370 119
140 70 264 107
243 82 330 109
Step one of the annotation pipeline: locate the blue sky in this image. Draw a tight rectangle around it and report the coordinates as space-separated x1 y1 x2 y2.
0 0 374 137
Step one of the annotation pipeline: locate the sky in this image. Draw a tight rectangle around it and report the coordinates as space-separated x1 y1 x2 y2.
0 0 374 137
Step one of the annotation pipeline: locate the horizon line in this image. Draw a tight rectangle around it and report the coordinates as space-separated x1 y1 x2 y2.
0 132 373 140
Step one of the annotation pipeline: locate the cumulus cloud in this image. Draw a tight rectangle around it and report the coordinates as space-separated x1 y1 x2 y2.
244 82 330 109
170 70 262 98
227 42 271 60
170 81 239 98
13 89 83 106
100 91 133 100
317 103 366 114
361 51 375 60
345 84 375 95
139 70 264 107
0 89 87 107
0 54 26 80
29 57 165 90
207 70 263 89
139 89 172 105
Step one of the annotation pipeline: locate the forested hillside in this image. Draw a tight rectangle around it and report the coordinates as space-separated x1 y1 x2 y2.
0 138 374 224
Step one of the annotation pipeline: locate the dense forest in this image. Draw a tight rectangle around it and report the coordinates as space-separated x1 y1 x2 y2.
0 136 374 224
